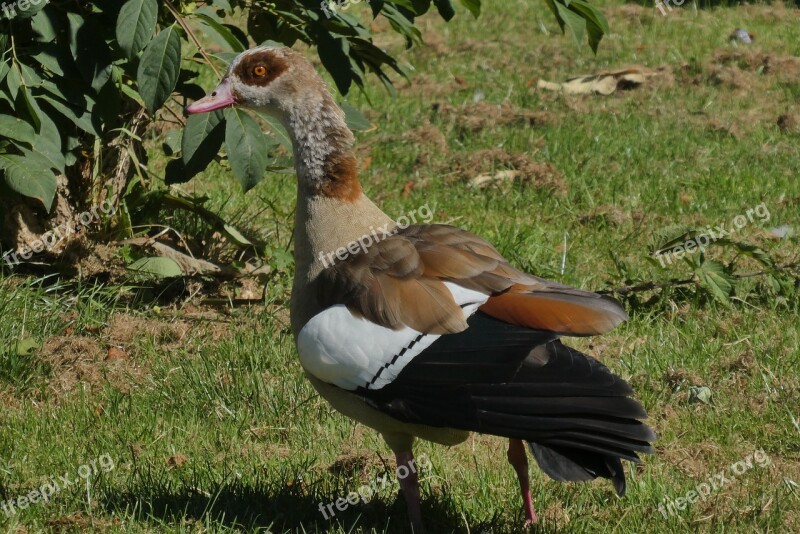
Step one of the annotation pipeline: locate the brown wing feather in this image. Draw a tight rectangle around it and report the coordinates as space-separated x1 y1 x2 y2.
317 224 626 336
479 284 628 336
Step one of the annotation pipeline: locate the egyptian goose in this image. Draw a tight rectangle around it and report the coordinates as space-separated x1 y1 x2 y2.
187 47 655 531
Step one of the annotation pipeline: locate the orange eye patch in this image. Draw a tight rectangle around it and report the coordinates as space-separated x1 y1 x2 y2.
253 65 267 77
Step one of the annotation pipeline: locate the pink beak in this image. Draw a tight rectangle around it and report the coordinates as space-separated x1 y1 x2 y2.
186 78 236 114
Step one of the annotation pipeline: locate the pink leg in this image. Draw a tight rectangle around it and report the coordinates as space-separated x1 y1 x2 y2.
395 450 425 533
507 439 537 525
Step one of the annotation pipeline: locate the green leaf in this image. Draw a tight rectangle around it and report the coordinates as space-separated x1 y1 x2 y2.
14 338 40 356
0 151 58 211
161 192 262 249
117 0 159 59
688 385 713 404
210 51 239 67
0 60 10 85
193 11 247 52
166 110 226 184
6 66 21 101
223 224 253 247
163 128 182 156
17 63 43 88
554 1 586 48
30 100 65 172
37 82 99 135
183 110 225 164
767 273 793 295
654 230 703 256
0 114 36 145
255 111 292 150
246 9 281 47
32 44 72 77
31 7 59 42
16 86 41 133
317 32 353 95
341 101 372 131
433 0 455 20
459 0 481 17
544 0 607 54
137 25 182 114
695 259 734 303
725 240 775 268
382 5 423 46
15 0 47 19
544 0 564 32
266 246 293 271
369 0 386 17
224 108 270 192
568 0 609 53
118 80 146 107
128 257 184 278
405 0 433 15
568 0 609 33
67 13 113 91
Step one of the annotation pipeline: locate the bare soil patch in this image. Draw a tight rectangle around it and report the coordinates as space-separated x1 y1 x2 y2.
432 101 556 133
455 149 566 195
328 449 384 481
40 334 139 398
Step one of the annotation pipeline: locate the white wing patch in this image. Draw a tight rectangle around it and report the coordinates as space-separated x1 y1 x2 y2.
297 282 488 391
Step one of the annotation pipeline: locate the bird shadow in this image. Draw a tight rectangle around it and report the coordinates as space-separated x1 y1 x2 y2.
100 479 567 533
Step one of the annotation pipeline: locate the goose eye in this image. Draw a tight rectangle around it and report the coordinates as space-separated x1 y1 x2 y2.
253 65 267 77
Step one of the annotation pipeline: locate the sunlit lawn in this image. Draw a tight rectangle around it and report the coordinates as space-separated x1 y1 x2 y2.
1 1 799 532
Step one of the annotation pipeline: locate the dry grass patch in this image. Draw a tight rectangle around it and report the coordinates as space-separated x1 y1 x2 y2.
432 101 556 133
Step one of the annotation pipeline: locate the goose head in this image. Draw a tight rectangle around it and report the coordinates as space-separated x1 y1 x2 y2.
187 46 360 201
186 46 326 120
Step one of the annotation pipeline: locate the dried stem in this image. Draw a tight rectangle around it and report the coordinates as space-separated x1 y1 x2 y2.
164 0 223 80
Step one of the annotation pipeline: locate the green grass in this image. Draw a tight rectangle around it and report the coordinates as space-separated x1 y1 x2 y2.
2 1 800 532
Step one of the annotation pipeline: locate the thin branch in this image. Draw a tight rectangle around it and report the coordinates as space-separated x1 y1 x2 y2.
601 262 800 297
599 277 696 297
164 0 223 80
737 262 800 279
162 99 187 126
